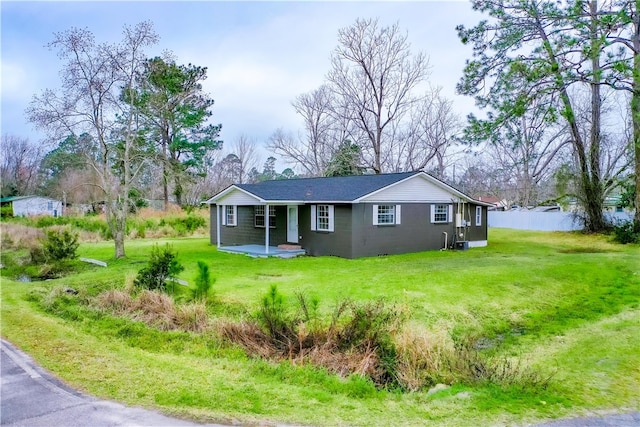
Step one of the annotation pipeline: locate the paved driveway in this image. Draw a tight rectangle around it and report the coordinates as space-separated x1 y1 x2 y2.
1 339 224 426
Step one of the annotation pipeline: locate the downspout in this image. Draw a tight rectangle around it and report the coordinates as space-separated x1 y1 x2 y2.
216 204 221 249
442 232 448 250
265 204 270 255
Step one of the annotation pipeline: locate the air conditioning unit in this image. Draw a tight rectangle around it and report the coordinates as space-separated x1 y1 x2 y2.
455 241 469 251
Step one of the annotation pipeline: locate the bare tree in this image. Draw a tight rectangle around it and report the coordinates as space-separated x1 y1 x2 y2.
327 18 429 173
0 135 43 197
268 85 342 176
27 22 159 258
231 134 259 184
400 87 461 178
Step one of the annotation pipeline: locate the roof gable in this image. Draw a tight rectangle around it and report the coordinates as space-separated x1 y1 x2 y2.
358 173 458 203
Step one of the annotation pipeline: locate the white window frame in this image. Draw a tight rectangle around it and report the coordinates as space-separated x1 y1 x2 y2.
373 204 401 225
430 204 452 224
223 205 237 226
254 205 276 228
310 205 334 232
475 206 482 226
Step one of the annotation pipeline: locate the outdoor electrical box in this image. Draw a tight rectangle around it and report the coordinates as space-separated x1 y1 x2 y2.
455 213 463 228
455 241 469 251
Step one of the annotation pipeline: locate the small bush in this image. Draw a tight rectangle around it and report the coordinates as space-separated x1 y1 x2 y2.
1 205 13 218
257 285 293 343
613 219 640 244
42 228 79 261
190 260 215 301
134 244 184 292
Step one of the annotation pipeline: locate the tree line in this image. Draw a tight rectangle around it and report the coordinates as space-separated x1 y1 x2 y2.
2 3 638 258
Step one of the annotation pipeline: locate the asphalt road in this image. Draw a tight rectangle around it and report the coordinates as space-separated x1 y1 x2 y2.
1 339 224 427
1 338 638 427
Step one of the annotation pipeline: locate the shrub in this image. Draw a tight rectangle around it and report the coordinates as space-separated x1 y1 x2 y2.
224 287 403 388
42 228 79 261
190 260 215 301
256 285 293 343
613 219 640 244
134 244 184 292
1 205 13 218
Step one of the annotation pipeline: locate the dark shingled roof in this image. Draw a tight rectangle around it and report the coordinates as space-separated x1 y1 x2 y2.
235 172 419 202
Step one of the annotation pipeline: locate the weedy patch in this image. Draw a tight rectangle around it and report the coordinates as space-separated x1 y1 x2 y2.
94 288 209 332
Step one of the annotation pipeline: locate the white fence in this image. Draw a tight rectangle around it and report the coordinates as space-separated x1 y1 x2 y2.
488 211 633 232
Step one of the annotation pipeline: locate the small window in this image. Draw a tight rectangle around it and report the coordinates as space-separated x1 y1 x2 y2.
224 205 236 226
255 206 276 228
433 204 448 223
376 205 395 224
475 206 482 226
430 204 452 223
373 204 401 225
317 205 330 231
47 201 53 210
311 205 334 232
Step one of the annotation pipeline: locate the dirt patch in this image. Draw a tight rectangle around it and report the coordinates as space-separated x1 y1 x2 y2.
557 247 614 254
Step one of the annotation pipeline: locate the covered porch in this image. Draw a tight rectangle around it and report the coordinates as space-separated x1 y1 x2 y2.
218 244 305 259
213 201 301 257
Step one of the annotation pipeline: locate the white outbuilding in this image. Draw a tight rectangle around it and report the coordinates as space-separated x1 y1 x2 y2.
0 195 63 217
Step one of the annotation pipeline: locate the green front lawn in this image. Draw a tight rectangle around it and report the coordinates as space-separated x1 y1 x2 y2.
1 229 638 426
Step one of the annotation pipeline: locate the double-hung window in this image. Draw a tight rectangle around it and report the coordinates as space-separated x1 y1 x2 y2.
430 204 451 223
255 205 276 228
317 205 330 231
373 204 401 225
475 206 482 226
223 205 237 226
311 205 334 232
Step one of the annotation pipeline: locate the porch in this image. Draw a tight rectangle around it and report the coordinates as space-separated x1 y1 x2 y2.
218 244 306 259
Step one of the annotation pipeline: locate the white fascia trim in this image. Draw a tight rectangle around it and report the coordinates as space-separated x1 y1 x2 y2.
468 240 488 248
255 200 304 205
205 186 265 205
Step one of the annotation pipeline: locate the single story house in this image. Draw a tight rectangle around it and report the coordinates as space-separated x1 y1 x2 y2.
205 171 492 259
0 195 62 217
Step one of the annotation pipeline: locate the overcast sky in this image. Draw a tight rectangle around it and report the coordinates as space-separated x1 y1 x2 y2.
1 1 485 164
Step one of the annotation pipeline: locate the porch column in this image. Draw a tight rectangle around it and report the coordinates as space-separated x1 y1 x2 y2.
216 204 221 249
265 204 270 254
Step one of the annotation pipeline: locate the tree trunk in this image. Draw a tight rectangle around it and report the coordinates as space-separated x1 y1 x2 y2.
174 174 183 207
162 127 170 211
633 0 640 226
585 0 606 232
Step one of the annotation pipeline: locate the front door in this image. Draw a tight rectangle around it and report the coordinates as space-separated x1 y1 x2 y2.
287 205 298 243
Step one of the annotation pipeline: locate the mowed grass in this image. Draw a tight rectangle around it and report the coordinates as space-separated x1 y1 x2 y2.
1 228 638 426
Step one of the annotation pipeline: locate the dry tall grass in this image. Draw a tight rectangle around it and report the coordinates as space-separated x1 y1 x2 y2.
94 287 210 332
0 223 43 250
393 325 456 390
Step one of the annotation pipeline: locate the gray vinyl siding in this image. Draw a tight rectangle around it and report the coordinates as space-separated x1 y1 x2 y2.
350 204 456 258
298 204 353 258
454 203 487 242
210 205 217 244
210 205 287 247
210 202 487 258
